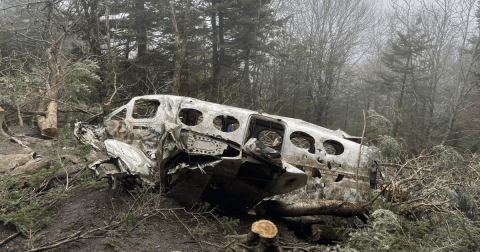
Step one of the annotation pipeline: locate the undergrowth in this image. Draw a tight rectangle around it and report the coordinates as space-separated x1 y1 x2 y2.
0 124 94 248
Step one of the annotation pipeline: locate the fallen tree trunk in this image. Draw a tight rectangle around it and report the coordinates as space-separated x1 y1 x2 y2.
254 199 372 219
37 101 58 139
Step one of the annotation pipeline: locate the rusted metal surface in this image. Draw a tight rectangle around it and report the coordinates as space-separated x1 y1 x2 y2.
74 95 382 211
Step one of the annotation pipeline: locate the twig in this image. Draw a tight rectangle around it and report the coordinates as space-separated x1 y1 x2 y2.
281 245 315 251
170 210 203 250
201 240 222 248
28 229 83 252
237 243 253 251
28 224 112 252
0 232 21 247
201 240 235 250
382 163 432 172
221 240 236 251
9 136 29 148
0 1 51 12
370 182 392 205
279 240 311 247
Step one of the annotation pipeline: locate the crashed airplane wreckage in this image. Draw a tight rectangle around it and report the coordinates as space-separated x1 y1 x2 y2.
74 95 382 213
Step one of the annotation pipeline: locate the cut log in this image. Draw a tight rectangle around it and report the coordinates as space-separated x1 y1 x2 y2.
247 220 282 252
254 199 371 219
37 101 58 139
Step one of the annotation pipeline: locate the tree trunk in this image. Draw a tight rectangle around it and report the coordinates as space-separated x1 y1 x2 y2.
218 6 225 71
170 0 190 95
210 0 219 101
16 105 24 126
254 200 371 218
136 0 147 60
393 56 410 137
37 101 58 139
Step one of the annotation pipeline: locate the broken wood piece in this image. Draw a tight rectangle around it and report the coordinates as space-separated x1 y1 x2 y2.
37 101 58 139
247 220 282 252
0 152 35 172
254 199 372 218
12 158 50 176
8 136 29 148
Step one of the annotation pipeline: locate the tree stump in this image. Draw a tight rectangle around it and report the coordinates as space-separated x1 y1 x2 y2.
247 220 283 252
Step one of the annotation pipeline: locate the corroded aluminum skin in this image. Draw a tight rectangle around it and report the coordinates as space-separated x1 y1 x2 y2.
75 95 381 210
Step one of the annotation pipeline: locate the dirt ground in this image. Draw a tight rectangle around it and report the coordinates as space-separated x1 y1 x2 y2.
0 125 323 252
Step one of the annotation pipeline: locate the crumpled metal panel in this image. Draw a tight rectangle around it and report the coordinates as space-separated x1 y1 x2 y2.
182 132 228 156
89 139 156 182
74 122 106 151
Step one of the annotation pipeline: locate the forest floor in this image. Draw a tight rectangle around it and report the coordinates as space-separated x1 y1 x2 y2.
0 125 323 252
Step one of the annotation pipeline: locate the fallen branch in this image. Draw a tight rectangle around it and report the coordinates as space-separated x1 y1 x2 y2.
0 232 20 247
370 182 392 205
170 210 203 250
28 224 111 252
382 163 433 172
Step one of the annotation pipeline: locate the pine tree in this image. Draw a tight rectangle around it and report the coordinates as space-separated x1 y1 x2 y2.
376 22 431 139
